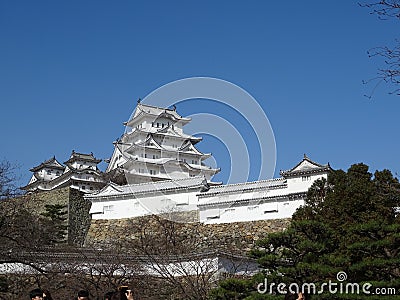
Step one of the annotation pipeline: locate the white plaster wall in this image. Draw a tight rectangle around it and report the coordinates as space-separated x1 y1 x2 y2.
199 199 304 224
286 173 327 193
197 172 328 224
174 121 184 133
90 190 200 220
69 160 97 170
37 168 62 181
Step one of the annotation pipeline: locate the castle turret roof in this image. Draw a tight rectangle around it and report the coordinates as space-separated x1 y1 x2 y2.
30 156 65 172
125 103 191 127
64 150 102 164
279 154 331 178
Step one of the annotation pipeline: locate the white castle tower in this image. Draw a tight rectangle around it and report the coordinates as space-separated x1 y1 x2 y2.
106 102 220 184
22 151 105 193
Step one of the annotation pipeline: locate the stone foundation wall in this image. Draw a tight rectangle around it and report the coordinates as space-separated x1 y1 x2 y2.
16 189 291 251
67 188 92 246
19 187 70 214
86 214 291 253
16 188 90 245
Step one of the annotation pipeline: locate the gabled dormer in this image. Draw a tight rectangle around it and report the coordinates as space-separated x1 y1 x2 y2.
179 140 211 160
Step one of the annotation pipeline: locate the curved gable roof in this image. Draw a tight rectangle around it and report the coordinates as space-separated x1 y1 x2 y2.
30 156 65 172
280 154 331 177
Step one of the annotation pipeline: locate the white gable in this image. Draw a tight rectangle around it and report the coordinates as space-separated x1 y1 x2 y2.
94 184 124 197
292 160 320 171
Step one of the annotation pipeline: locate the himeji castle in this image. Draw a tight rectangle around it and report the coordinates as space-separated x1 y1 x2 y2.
85 102 331 224
106 102 220 183
24 101 332 223
86 153 331 223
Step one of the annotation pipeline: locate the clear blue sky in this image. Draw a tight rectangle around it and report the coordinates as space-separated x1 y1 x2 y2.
1 1 399 186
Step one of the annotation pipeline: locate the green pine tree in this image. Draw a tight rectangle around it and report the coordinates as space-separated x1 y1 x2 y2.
40 204 68 244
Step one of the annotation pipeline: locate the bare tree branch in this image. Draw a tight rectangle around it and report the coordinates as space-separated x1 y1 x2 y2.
360 1 400 96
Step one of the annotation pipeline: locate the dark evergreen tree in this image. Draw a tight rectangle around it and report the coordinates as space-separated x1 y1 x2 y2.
41 204 68 244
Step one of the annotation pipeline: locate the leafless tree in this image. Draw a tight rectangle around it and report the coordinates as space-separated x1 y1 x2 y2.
0 160 21 200
360 1 400 96
0 172 254 299
0 244 146 299
117 214 256 300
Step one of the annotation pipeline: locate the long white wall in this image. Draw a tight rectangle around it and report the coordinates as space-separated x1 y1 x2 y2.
90 190 199 220
197 173 328 224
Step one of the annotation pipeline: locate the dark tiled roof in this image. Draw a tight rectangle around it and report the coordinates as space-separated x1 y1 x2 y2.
280 154 331 177
198 178 286 197
30 156 65 172
64 151 101 164
86 176 209 199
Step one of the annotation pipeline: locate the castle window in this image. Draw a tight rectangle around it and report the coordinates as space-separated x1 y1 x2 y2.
207 216 220 220
149 169 157 175
161 199 172 205
82 186 86 190
264 209 278 213
47 170 52 175
302 176 311 181
248 206 259 211
103 205 114 213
